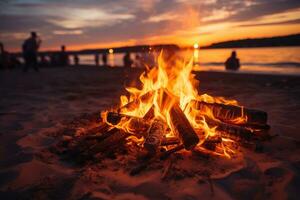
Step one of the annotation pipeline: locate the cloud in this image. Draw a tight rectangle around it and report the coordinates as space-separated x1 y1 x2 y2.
238 18 300 27
1 0 300 50
201 8 237 22
145 12 178 23
47 8 135 29
53 29 83 35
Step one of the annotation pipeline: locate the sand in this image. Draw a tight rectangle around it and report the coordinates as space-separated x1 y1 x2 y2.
0 66 300 200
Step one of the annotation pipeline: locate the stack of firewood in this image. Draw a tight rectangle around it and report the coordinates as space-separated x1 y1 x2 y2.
57 88 270 170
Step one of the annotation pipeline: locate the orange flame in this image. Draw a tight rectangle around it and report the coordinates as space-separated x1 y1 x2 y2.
102 51 247 158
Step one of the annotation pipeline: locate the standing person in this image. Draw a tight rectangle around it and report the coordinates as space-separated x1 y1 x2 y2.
225 51 240 71
0 42 9 70
22 32 41 72
95 53 99 66
123 52 133 68
74 54 79 66
58 45 69 66
102 52 107 66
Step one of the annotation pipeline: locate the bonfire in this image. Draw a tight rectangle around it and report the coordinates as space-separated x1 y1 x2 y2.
56 51 270 176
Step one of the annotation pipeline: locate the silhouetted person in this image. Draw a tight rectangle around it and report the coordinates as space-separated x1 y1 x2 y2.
58 45 69 66
74 54 79 66
123 52 133 68
225 51 240 71
102 53 107 66
0 42 9 70
22 32 41 72
95 53 99 66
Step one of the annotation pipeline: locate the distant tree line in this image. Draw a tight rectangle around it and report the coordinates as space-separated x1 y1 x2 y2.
202 33 300 49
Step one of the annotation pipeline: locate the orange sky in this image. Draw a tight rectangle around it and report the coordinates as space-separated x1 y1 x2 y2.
1 0 300 52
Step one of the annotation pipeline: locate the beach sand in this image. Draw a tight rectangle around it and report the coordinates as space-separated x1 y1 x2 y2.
0 67 300 200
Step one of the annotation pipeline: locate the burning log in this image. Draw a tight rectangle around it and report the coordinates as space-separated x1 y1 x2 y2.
201 137 222 151
170 103 200 150
144 119 166 155
143 106 155 120
203 116 254 141
192 101 268 125
106 112 150 136
161 137 180 146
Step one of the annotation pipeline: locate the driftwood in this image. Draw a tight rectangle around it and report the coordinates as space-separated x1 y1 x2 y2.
144 119 166 155
170 103 200 150
192 101 268 125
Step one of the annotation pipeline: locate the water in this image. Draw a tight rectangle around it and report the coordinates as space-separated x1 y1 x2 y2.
191 46 300 75
74 47 300 76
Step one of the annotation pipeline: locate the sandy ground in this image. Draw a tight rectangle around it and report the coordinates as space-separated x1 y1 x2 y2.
0 66 300 200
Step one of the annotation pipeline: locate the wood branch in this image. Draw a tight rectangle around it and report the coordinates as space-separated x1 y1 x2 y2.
144 119 166 155
170 103 200 150
160 144 184 160
161 158 173 180
192 100 268 125
130 156 157 176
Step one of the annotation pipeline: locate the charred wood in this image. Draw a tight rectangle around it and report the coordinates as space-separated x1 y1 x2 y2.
192 101 268 125
106 112 150 136
201 137 222 151
88 129 129 155
161 137 180 146
160 144 184 160
204 116 254 141
144 119 166 155
170 103 200 150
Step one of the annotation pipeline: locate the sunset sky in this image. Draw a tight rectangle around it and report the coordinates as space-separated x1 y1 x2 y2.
1 0 300 51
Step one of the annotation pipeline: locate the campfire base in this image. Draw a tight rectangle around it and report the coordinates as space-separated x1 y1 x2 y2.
46 112 264 180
